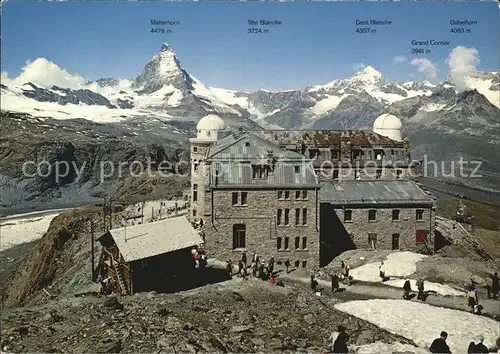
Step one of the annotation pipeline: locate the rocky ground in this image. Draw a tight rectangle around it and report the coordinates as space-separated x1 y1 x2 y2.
1 277 417 353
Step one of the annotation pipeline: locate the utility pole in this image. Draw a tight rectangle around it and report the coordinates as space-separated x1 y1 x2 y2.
91 220 95 282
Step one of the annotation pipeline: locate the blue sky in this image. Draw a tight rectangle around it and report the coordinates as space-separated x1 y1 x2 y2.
2 1 499 91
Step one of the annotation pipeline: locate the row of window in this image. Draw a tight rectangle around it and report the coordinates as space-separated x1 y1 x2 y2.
344 209 425 222
277 236 308 251
309 149 404 161
367 230 428 250
277 208 308 226
329 169 402 180
277 190 308 200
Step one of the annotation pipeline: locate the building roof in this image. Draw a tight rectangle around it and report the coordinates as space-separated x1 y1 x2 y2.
319 180 434 206
206 131 307 162
257 130 404 148
209 161 319 187
106 216 203 262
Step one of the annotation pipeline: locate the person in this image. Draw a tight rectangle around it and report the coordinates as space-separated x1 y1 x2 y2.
492 272 499 299
468 341 477 353
268 257 275 276
241 251 247 269
471 335 489 353
417 278 425 301
379 261 386 281
284 259 291 274
269 274 276 285
310 275 318 292
237 260 244 277
468 285 479 314
226 260 233 278
403 280 412 300
333 325 349 353
430 331 451 353
486 275 493 299
331 273 340 294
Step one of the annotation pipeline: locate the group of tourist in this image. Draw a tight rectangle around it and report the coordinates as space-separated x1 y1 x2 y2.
225 251 285 286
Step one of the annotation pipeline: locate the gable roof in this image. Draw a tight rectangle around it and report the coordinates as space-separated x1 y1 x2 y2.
106 216 203 262
206 131 307 162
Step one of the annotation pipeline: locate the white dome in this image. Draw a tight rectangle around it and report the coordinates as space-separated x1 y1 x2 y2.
196 114 227 131
373 114 402 130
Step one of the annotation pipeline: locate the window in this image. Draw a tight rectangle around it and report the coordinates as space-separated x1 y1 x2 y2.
277 209 282 225
368 233 377 248
391 149 395 155
302 208 307 225
295 190 301 200
416 230 428 244
192 209 197 217
232 224 246 249
245 142 250 147
284 237 290 250
331 150 340 160
302 190 307 199
277 237 282 250
376 169 382 179
193 184 198 202
295 237 300 250
284 191 290 200
416 209 424 220
392 234 400 250
333 169 339 180
193 147 198 152
302 260 307 268
294 260 300 268
295 208 300 225
396 169 402 179
284 209 290 225
194 162 199 171
392 209 400 221
353 150 362 160
294 166 300 173
277 190 283 199
368 209 377 221
344 210 352 222
302 237 307 250
252 165 268 179
232 192 247 206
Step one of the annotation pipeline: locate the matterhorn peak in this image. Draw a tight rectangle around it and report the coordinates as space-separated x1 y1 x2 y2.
160 42 171 52
134 42 190 94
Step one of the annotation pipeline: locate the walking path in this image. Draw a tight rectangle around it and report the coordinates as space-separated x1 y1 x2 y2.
206 259 500 317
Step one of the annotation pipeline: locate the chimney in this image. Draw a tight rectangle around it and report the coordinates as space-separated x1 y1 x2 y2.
340 133 352 162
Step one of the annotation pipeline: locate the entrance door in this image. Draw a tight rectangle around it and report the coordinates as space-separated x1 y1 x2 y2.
392 234 400 250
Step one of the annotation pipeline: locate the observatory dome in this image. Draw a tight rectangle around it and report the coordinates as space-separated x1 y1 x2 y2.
196 114 228 140
373 113 403 141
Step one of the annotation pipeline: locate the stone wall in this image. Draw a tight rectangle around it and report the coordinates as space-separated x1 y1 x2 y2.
322 205 434 253
204 188 321 269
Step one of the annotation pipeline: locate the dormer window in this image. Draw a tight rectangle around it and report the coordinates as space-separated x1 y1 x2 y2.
252 165 268 179
245 142 251 147
294 166 300 173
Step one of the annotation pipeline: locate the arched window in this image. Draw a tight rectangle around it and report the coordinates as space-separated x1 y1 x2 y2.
232 224 246 249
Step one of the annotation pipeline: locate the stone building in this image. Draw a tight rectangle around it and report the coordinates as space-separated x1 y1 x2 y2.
189 113 436 269
319 180 435 265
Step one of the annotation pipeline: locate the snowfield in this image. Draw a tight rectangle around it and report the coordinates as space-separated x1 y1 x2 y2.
349 251 463 296
350 251 427 282
336 299 500 353
0 210 63 251
354 341 427 353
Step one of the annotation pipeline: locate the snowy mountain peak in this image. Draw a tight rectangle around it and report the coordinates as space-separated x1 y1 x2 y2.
160 42 171 52
134 43 189 94
354 65 382 80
